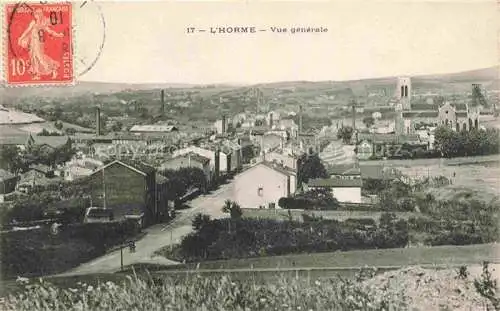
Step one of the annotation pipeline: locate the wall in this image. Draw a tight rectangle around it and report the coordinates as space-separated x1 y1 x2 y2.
233 164 289 209
87 163 148 220
331 187 362 203
174 146 228 172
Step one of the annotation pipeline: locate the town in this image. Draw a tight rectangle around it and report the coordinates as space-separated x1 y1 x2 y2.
1 68 499 310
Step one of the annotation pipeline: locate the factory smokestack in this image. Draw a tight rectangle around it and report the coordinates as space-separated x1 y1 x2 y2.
299 105 303 136
351 100 356 129
222 115 226 134
160 90 165 113
96 107 101 136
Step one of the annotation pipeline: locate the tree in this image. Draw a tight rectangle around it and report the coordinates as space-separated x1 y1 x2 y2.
434 126 462 158
297 153 328 185
337 126 354 144
0 145 23 174
221 200 243 220
54 121 63 130
362 116 375 128
192 213 211 231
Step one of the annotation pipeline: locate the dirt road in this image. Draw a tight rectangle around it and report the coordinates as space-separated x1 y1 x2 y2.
58 182 235 276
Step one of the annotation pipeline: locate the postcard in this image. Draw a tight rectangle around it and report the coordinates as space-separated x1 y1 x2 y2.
0 1 499 310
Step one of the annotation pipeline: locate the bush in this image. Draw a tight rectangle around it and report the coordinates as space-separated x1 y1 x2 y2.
1 220 141 279
170 216 409 263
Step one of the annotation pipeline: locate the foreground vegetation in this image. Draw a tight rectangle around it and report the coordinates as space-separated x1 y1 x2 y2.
3 262 499 311
0 270 409 311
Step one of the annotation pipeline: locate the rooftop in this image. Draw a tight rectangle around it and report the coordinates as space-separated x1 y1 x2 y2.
410 103 440 111
129 125 178 133
402 111 439 118
308 178 362 188
357 133 421 144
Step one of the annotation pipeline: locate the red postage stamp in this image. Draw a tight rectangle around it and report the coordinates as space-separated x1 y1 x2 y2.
4 2 73 86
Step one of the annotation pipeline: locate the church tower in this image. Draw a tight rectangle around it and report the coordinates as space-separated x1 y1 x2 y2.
396 77 412 110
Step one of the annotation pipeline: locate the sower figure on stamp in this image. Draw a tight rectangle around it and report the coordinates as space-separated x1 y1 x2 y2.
17 8 64 80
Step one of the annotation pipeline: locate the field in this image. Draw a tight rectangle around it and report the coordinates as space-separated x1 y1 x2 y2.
154 243 499 272
2 245 498 310
241 208 416 222
361 155 500 197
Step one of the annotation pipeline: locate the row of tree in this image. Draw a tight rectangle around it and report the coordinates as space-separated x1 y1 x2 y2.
169 210 409 262
0 141 75 175
434 126 499 158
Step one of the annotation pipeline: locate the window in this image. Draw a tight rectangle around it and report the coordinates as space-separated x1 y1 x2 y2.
257 187 263 197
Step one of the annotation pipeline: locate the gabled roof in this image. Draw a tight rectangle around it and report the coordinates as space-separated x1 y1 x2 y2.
410 103 440 111
92 159 155 177
308 178 362 188
242 161 296 177
402 111 439 118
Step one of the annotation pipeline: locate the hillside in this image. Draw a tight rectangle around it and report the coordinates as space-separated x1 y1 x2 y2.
0 66 497 100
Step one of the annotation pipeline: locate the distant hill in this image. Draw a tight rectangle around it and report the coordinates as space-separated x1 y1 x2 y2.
0 66 497 99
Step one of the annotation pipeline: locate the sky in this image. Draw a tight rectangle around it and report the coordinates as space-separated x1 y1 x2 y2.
2 0 499 84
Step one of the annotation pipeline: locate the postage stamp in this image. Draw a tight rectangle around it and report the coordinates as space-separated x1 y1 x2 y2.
4 2 73 86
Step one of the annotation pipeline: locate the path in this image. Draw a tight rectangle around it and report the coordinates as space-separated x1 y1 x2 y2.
58 181 235 276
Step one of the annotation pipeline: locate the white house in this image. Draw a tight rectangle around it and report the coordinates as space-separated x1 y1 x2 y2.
307 178 362 203
233 162 297 209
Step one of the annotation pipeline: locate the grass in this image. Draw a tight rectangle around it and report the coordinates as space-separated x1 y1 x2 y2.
241 208 416 222
154 243 500 271
0 270 410 311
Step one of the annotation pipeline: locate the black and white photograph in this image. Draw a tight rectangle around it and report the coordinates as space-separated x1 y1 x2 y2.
0 0 499 310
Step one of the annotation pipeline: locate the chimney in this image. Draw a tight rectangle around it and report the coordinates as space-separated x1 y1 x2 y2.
161 90 165 113
214 149 220 180
299 105 303 137
96 107 101 136
221 115 226 134
351 100 356 129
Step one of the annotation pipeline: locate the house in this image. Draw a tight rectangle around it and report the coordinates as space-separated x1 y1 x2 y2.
307 178 362 203
327 164 400 182
158 152 211 185
17 169 54 194
29 164 54 178
86 159 169 226
0 133 70 151
233 162 297 209
356 133 425 160
64 166 94 181
172 145 227 176
129 125 178 133
0 169 17 199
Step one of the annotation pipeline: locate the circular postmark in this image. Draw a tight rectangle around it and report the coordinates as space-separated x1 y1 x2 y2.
6 0 106 80
73 0 106 77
